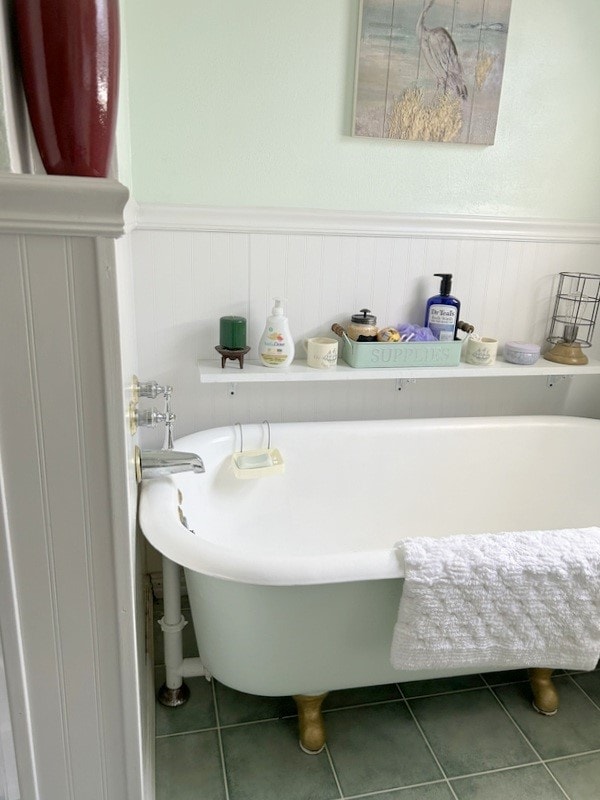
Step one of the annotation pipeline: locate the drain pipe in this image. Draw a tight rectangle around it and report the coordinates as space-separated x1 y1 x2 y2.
157 555 210 707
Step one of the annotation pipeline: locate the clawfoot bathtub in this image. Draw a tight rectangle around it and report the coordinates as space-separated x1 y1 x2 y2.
140 416 600 751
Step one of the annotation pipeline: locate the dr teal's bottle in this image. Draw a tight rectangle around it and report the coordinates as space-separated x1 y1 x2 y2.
424 273 461 341
258 298 295 367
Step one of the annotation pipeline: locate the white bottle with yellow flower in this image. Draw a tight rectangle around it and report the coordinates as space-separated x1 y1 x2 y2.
258 299 295 367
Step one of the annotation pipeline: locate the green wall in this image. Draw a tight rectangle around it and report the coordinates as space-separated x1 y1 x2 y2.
123 0 600 220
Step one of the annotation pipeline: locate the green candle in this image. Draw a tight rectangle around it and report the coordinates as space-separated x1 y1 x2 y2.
219 316 247 349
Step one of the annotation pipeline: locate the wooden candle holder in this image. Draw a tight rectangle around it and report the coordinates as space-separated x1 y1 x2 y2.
215 345 251 369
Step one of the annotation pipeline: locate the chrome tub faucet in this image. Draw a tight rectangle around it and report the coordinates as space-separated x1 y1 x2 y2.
136 449 205 481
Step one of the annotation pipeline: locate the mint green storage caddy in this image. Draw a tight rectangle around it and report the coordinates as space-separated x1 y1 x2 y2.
341 338 462 369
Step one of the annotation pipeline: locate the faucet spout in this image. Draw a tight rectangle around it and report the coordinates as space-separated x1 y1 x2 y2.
138 449 205 480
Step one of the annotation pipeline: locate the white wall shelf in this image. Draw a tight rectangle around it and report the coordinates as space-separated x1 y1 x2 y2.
198 357 600 385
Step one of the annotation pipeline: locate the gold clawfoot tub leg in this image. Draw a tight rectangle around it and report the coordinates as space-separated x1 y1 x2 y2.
528 668 559 716
292 692 329 754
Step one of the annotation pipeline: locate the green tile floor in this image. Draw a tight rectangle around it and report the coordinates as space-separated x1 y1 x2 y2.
154 598 600 800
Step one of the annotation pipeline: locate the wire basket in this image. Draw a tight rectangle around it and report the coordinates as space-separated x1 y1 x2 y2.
545 272 600 365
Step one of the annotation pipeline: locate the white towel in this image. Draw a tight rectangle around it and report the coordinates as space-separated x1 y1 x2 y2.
390 527 600 673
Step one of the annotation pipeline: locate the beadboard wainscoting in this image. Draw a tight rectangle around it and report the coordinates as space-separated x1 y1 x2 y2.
0 175 146 800
131 206 600 448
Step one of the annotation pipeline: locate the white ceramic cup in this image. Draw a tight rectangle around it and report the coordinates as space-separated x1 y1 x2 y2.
303 336 339 369
465 336 498 366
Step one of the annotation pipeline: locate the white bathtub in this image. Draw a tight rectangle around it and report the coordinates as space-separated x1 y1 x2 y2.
140 415 600 698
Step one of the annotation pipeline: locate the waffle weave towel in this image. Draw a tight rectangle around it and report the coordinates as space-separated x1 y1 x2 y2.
390 528 600 672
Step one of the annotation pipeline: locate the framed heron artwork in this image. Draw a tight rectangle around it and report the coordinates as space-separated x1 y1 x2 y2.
353 0 512 144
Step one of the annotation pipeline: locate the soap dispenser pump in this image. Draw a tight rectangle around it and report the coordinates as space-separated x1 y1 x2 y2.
424 273 461 341
258 298 295 367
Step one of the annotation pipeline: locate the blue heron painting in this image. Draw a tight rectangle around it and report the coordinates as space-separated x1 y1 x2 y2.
353 0 512 144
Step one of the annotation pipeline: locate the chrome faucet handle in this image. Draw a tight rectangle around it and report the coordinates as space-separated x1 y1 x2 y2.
130 377 176 437
136 407 171 429
138 380 170 399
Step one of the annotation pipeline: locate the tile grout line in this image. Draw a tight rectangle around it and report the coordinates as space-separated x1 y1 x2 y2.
545 747 600 764
323 698 404 715
392 684 495 702
475 671 530 687
219 714 296 729
211 681 231 800
397 683 461 800
480 676 572 800
565 673 600 712
323 743 344 800
320 683 502 717
342 779 450 800
448 760 552 782
156 726 220 740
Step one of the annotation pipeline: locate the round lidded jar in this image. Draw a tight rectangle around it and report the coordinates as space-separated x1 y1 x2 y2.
348 308 378 341
503 341 541 365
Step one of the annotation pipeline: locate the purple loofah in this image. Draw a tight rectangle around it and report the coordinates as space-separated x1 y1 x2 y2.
397 324 437 342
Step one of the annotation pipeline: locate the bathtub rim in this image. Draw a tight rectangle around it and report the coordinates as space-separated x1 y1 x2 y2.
139 475 403 586
139 414 600 586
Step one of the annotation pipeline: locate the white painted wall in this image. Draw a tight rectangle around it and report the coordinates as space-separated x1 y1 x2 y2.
122 0 600 221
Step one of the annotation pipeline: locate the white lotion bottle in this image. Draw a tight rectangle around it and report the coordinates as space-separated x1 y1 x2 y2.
258 299 295 367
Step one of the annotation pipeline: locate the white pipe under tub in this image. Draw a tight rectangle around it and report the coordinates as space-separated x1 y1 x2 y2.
158 556 208 703
160 556 186 690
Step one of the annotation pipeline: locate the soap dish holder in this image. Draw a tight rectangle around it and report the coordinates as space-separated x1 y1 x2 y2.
231 448 285 479
231 421 285 479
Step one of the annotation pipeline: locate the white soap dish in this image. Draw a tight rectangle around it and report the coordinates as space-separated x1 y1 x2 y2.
231 421 285 479
231 447 285 479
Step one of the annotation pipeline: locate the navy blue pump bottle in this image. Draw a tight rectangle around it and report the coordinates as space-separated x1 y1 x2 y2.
424 273 460 341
